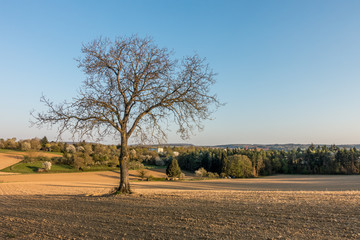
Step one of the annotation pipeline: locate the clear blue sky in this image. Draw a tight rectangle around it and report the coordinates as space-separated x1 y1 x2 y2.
1 0 360 145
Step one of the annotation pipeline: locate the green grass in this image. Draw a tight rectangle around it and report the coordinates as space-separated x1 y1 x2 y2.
84 166 119 172
147 177 166 181
48 151 63 156
0 149 23 154
144 164 167 169
1 161 120 174
136 176 166 182
1 161 77 173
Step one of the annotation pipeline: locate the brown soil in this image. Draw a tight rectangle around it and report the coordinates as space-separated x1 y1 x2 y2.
2 151 62 158
0 151 62 174
0 153 23 171
1 174 360 239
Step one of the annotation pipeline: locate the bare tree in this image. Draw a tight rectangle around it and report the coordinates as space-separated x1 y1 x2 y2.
33 36 221 193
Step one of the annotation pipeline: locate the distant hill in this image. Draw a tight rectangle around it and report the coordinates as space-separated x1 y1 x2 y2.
214 143 307 151
130 143 194 147
214 144 360 151
130 143 360 151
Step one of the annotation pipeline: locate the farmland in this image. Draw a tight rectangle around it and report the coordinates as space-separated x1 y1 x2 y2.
0 173 359 239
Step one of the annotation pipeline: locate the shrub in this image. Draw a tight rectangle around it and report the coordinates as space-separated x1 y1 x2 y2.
195 167 208 177
129 161 145 170
154 158 165 166
207 172 219 178
37 156 51 162
76 146 85 152
180 172 186 180
42 161 52 171
50 144 61 152
108 162 117 167
220 172 227 178
166 158 182 178
23 155 33 163
138 169 147 180
50 157 63 165
129 149 137 160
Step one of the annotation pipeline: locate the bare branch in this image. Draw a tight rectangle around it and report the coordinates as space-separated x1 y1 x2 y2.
32 35 222 193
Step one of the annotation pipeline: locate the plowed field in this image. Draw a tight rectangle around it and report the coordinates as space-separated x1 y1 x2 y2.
0 174 359 239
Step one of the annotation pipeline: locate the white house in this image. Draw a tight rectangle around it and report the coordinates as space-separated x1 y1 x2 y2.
149 147 164 153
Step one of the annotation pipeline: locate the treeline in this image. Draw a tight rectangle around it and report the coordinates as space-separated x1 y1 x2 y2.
178 144 360 177
0 137 120 169
0 137 182 170
2 137 360 176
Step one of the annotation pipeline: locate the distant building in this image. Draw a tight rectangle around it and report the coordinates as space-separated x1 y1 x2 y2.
173 151 179 157
149 147 164 153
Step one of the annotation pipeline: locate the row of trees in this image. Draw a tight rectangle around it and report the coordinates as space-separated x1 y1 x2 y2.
0 137 180 170
0 137 52 151
177 144 360 177
0 137 121 170
2 137 360 177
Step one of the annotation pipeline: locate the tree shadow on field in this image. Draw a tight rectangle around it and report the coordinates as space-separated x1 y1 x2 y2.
97 173 120 180
97 171 139 180
44 184 114 189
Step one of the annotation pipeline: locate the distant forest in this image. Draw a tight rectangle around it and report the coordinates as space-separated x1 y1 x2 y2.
178 144 360 177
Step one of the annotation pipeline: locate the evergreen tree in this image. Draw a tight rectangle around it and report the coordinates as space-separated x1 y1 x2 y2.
40 136 49 149
220 151 229 175
166 158 182 178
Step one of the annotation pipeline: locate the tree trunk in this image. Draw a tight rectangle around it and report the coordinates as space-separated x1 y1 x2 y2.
117 133 131 193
